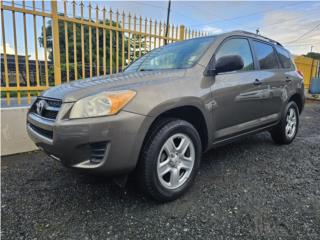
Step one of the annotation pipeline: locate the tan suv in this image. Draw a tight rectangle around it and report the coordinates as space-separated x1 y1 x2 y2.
27 31 305 201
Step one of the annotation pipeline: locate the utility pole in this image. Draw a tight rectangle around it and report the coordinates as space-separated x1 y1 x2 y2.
164 0 171 45
310 45 314 53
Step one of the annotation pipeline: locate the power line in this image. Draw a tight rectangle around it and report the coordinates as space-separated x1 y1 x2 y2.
135 1 197 22
181 2 319 39
179 1 319 36
250 11 320 31
285 41 320 47
284 23 320 44
180 3 243 29
187 2 304 28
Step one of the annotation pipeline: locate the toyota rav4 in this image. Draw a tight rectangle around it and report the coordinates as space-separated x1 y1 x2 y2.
27 31 305 201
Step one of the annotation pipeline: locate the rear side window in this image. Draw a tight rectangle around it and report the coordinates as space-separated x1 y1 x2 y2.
253 40 279 70
275 46 293 69
215 38 254 71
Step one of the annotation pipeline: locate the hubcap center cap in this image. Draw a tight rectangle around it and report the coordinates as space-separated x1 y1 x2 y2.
169 154 179 167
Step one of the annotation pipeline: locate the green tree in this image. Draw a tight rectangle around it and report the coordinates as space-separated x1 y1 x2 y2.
39 16 146 81
304 52 320 61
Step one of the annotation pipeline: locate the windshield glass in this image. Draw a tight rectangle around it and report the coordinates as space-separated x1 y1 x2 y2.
124 36 215 72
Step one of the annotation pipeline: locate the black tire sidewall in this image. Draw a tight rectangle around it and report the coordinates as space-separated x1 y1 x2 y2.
144 120 202 201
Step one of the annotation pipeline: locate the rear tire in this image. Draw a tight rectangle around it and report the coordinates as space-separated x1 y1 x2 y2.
270 101 299 144
137 119 202 202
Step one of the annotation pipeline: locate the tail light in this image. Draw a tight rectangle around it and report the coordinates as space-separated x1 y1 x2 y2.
296 70 304 78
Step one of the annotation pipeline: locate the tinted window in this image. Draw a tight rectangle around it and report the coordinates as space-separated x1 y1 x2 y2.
276 46 293 69
215 38 254 71
253 41 278 70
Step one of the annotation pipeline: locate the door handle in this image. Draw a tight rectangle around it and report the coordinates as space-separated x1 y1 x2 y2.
253 79 262 85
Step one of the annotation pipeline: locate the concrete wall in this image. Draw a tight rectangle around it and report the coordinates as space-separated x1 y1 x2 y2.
1 107 38 156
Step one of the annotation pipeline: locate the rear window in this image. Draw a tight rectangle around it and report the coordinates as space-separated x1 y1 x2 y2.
275 46 294 69
253 40 279 70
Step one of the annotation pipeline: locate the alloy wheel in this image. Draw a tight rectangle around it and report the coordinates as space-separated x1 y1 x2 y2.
285 108 297 139
157 133 195 190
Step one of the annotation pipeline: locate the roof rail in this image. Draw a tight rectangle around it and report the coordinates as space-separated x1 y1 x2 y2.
234 30 283 47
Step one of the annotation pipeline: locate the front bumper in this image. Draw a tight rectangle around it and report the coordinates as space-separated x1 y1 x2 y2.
27 104 152 175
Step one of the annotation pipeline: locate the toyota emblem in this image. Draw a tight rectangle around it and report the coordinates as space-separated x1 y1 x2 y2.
36 100 46 115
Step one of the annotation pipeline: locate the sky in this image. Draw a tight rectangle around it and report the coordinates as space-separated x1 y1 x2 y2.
1 0 320 61
103 0 320 55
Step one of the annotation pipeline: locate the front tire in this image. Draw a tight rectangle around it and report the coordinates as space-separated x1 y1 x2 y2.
138 119 202 202
270 101 299 144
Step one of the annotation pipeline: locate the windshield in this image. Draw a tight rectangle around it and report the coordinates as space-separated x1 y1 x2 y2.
124 36 215 72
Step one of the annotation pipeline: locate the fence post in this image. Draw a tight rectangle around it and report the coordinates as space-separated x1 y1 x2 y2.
179 25 185 41
51 0 61 85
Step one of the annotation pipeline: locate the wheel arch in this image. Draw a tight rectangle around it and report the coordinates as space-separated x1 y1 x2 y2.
289 93 304 113
141 103 210 158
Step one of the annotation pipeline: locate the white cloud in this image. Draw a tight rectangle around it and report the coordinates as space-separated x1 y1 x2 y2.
0 43 47 61
202 25 223 34
0 43 15 55
259 10 320 55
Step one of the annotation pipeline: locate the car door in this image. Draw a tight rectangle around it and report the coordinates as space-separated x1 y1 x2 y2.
211 37 273 140
251 40 285 117
274 45 299 110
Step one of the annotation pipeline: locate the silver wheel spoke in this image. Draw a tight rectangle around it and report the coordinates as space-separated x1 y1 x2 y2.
289 109 294 118
164 138 176 153
170 168 180 188
286 125 290 132
287 115 290 122
180 157 193 170
177 138 190 154
158 159 171 176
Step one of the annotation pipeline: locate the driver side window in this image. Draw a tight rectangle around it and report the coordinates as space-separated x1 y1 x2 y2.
216 38 254 72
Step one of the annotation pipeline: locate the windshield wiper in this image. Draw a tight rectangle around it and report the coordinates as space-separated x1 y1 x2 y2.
139 68 153 72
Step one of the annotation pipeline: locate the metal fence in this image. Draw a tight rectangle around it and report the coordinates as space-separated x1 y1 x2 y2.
1 0 205 106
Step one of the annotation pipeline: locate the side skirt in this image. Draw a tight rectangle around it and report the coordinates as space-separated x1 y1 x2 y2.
210 122 278 149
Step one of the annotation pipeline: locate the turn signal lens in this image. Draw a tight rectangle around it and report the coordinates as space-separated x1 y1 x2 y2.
108 91 137 114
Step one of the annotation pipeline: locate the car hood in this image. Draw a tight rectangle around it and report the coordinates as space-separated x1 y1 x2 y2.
42 70 186 102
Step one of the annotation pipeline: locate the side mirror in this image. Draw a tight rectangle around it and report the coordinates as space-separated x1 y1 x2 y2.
215 55 244 74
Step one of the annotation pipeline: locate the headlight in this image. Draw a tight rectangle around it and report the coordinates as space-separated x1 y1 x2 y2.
69 90 136 119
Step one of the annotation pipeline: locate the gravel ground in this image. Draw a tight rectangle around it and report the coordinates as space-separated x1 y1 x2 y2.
2 102 320 240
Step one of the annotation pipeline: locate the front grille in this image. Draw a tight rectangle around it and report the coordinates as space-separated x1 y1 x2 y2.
31 97 62 120
29 123 53 139
42 109 59 119
90 142 108 164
